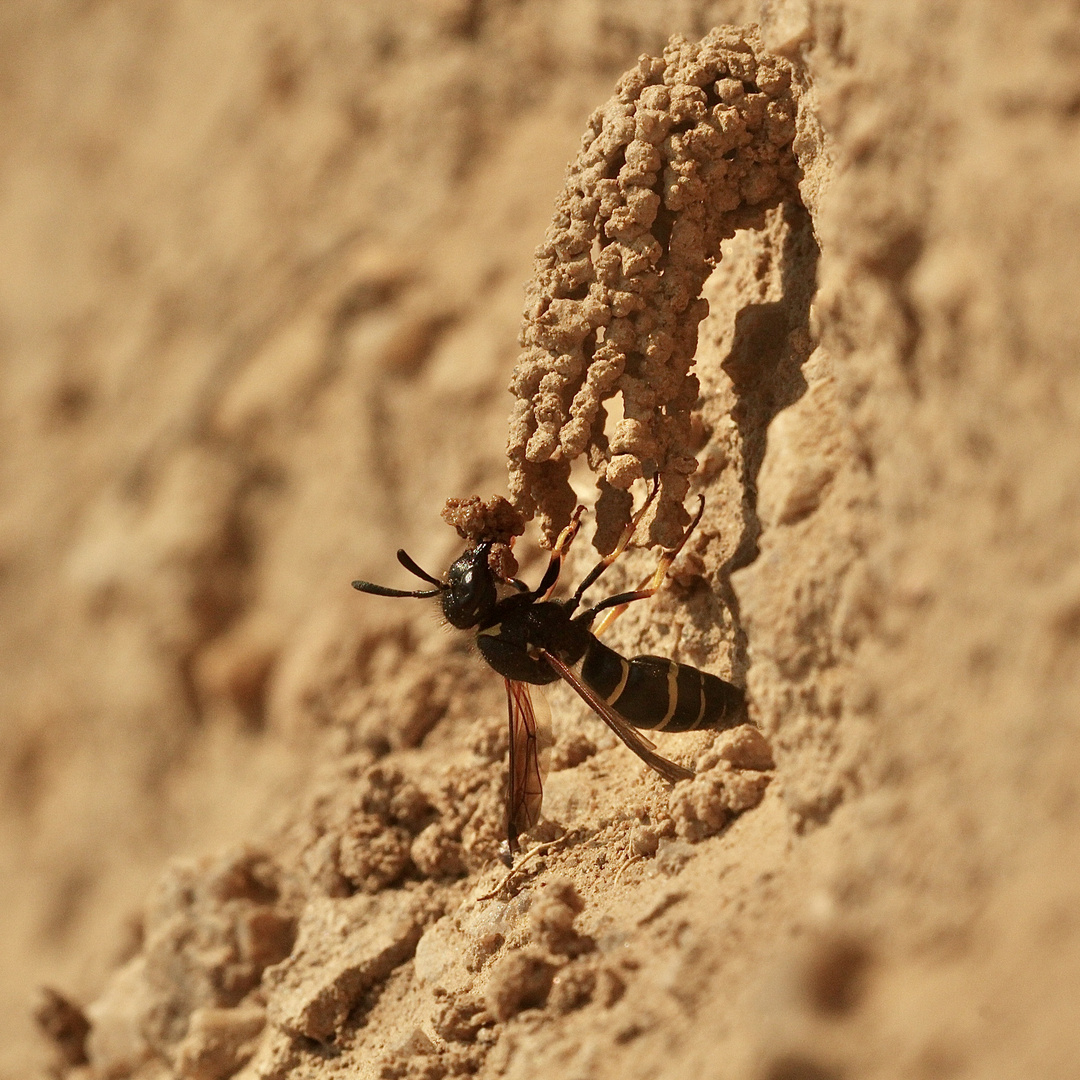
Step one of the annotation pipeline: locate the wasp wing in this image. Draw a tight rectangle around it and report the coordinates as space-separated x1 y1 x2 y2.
504 678 550 854
538 649 694 785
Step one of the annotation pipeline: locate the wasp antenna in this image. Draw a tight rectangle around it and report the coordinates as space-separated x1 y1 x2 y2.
396 549 444 588
351 579 441 599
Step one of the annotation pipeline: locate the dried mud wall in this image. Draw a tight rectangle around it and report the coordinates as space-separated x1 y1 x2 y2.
3 3 1080 1080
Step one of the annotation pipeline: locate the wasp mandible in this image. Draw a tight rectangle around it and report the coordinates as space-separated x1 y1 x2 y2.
352 486 746 857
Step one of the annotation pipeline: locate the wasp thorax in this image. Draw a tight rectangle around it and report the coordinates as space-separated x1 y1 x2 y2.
441 544 498 629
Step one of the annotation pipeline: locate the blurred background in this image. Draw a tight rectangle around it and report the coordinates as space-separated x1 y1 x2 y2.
5 2 1080 1078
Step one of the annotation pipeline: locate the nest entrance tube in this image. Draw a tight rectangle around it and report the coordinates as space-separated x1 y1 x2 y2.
507 26 802 549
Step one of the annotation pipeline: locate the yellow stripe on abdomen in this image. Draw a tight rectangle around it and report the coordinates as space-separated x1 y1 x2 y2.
604 657 630 706
656 661 678 729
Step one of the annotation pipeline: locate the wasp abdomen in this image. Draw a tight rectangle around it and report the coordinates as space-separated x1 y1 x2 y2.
580 639 744 733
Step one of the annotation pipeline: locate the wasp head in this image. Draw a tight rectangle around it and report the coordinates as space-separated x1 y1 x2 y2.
441 542 498 629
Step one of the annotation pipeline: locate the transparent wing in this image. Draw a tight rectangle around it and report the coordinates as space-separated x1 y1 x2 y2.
505 678 549 854
538 649 694 785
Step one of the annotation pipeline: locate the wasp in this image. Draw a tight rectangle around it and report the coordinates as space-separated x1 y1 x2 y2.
352 486 745 857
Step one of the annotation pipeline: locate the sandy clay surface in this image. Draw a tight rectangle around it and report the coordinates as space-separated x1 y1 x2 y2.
3 2 1080 1078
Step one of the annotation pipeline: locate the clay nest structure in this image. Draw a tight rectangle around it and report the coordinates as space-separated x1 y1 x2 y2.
507 26 801 551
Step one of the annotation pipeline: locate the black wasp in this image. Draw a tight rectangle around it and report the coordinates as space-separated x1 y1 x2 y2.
352 485 745 857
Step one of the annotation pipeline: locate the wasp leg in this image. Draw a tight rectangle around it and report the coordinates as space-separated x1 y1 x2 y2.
569 477 661 608
533 504 586 600
584 496 705 637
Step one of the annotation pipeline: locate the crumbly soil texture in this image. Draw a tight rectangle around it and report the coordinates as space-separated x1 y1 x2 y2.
3 4 1080 1080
